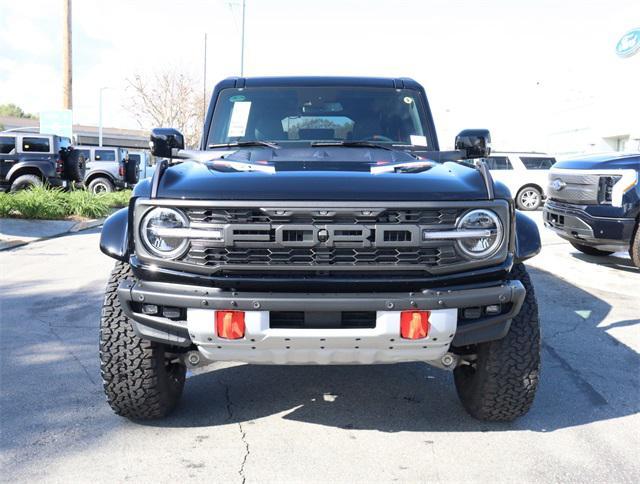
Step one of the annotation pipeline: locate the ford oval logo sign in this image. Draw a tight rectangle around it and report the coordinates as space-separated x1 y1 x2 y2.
616 28 640 58
551 179 566 191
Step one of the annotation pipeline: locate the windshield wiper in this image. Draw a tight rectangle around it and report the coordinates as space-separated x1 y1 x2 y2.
311 140 394 151
208 140 279 149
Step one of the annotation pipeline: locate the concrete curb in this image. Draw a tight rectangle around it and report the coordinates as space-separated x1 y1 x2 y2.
0 217 105 250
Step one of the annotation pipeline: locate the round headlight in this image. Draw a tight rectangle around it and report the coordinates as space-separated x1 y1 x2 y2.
140 207 189 258
456 209 503 258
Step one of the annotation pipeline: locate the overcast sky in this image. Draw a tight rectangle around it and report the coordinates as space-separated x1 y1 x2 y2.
1 0 638 150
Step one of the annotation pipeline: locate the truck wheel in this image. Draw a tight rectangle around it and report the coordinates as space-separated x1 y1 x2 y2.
516 187 542 211
88 177 115 194
630 224 640 268
570 242 614 257
453 263 540 421
10 174 43 192
100 261 186 419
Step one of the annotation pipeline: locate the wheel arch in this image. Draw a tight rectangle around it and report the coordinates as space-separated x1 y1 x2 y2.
514 211 541 262
100 207 132 261
85 170 116 185
8 164 46 183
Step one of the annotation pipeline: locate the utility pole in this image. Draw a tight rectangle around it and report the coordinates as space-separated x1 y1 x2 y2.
62 0 72 110
99 87 109 147
240 0 245 76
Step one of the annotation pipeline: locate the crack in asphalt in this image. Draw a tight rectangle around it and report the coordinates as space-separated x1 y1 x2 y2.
223 381 250 484
542 340 608 406
36 317 97 386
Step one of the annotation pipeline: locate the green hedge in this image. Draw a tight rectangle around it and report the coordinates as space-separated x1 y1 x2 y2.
0 187 132 220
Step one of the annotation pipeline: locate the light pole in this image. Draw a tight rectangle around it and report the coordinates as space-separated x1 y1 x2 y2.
98 86 110 147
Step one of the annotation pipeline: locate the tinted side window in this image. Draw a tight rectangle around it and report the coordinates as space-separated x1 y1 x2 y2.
128 154 140 163
22 137 51 153
0 136 16 154
95 149 116 161
78 149 91 160
520 157 556 170
485 156 513 170
57 137 71 149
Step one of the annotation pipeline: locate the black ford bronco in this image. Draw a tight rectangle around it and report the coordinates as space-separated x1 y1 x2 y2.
99 77 542 421
544 152 640 267
0 132 86 191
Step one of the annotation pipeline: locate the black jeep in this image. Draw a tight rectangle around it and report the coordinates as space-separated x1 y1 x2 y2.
99 77 542 421
0 132 86 191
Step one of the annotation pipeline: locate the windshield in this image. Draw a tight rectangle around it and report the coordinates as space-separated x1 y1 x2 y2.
207 86 431 148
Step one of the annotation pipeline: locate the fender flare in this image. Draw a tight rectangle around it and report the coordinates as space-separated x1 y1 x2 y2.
514 211 541 262
7 161 51 181
100 207 131 261
85 169 116 184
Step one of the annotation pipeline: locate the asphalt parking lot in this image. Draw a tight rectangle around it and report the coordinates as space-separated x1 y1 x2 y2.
1 212 638 483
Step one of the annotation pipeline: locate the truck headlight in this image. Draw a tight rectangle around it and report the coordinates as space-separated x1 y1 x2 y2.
140 207 189 258
456 209 503 258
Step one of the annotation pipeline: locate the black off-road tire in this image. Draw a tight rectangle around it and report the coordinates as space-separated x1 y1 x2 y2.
88 176 115 194
630 223 640 268
570 241 614 257
453 263 540 421
100 261 186 419
63 149 86 182
10 174 43 192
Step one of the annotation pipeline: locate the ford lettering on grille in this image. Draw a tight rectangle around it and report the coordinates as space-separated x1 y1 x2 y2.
218 223 420 248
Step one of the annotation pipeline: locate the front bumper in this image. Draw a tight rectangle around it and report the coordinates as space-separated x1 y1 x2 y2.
544 200 636 250
118 278 526 364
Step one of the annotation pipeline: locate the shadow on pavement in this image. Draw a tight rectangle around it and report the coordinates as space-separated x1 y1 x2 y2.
143 266 639 433
570 252 639 274
1 265 638 473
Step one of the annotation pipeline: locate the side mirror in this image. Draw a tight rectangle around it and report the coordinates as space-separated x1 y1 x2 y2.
455 129 491 159
150 128 184 158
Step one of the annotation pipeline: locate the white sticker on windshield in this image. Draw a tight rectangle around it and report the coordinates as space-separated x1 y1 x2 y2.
410 135 427 146
227 101 252 137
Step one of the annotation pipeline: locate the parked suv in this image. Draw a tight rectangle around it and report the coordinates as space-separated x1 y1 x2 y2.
0 132 85 191
76 146 139 193
484 152 557 211
544 152 640 266
128 150 156 180
99 77 542 422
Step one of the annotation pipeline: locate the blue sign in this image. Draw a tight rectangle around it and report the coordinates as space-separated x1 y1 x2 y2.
615 28 640 58
40 110 73 138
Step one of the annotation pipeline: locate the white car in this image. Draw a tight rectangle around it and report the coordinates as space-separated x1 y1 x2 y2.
484 152 557 210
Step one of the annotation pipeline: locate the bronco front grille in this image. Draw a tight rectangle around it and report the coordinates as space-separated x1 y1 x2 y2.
134 201 511 274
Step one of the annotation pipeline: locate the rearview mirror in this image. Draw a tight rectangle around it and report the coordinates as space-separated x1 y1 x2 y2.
455 129 491 159
150 128 184 158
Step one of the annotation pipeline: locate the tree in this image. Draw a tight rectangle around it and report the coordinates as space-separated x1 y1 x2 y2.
0 104 37 119
124 70 205 148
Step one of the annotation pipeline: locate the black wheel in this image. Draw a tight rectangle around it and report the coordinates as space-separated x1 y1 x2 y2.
570 242 614 257
516 186 542 211
630 223 640 268
88 177 115 194
63 149 87 182
10 174 43 192
453 263 540 421
100 262 186 419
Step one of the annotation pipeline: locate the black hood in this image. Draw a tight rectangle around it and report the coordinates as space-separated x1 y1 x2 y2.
152 147 494 201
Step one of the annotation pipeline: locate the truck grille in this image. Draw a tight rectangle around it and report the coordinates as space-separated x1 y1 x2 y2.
547 172 600 204
179 206 466 270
